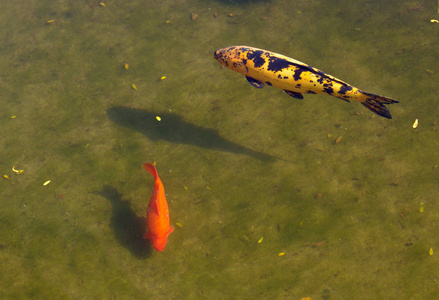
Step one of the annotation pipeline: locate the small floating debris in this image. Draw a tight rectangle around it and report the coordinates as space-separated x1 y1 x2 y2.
420 202 424 213
43 180 51 186
161 76 167 80
46 20 55 24
11 115 16 119
99 2 106 7
335 136 343 144
413 119 419 128
257 237 263 244
430 248 434 256
191 13 198 21
124 63 129 70
430 19 439 23
132 84 137 90
278 252 285 257
155 116 161 122
175 222 183 228
12 166 23 174
3 175 10 180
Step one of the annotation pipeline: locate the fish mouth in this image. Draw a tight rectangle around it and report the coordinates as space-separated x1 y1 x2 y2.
214 48 229 67
214 49 223 61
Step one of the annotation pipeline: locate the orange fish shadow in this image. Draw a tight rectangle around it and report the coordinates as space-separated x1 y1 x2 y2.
96 185 153 259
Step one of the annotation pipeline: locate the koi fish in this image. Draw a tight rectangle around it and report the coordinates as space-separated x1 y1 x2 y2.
143 162 174 251
214 46 399 119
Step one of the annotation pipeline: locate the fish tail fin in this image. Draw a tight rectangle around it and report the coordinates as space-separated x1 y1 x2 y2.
360 91 399 119
143 162 158 178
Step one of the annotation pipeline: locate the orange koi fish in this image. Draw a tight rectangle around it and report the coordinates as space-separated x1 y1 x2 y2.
143 162 174 251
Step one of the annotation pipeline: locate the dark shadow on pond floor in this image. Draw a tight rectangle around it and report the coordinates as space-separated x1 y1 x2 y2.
95 185 152 259
107 106 274 161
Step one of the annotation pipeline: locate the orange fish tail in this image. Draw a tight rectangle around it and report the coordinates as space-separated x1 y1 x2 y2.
143 162 158 178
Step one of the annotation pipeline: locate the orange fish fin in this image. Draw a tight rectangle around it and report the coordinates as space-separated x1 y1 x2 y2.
143 162 158 178
168 226 174 235
147 201 160 215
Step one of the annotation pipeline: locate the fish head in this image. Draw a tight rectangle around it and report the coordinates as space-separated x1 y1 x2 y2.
151 235 169 252
214 46 249 75
150 226 174 252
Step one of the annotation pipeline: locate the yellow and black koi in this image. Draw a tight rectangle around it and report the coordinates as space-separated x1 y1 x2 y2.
214 46 399 119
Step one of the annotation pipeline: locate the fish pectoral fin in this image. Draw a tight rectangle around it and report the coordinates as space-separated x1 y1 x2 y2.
246 76 265 88
284 90 304 99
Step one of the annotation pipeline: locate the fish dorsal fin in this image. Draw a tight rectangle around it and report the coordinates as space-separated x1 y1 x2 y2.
147 195 160 215
246 76 265 88
284 90 304 99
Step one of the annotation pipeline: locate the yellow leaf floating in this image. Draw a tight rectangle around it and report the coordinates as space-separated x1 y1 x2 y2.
420 202 424 213
278 252 285 257
3 175 10 180
431 19 439 23
257 237 263 244
430 248 434 256
156 116 161 121
47 20 55 24
11 115 16 119
175 223 183 228
412 119 418 128
161 76 167 80
12 166 23 174
43 180 51 186
132 84 137 90
124 64 129 70
99 2 106 7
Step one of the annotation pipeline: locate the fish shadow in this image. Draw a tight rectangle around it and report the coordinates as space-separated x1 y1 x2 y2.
106 106 274 161
95 185 152 259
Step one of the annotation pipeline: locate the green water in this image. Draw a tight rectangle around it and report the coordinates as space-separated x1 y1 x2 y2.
1 0 438 298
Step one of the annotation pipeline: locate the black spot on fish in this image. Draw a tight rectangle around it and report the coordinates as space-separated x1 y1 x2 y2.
265 81 272 86
339 85 353 95
278 74 282 79
317 77 324 84
267 56 295 72
306 90 317 94
292 68 304 81
323 83 334 94
295 84 301 89
247 50 265 68
283 76 289 79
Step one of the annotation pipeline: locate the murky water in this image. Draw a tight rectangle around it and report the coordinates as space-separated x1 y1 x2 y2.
1 0 438 298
